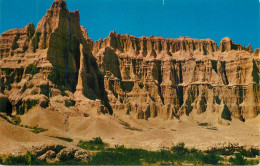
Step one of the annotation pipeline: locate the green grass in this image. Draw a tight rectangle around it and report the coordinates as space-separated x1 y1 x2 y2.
199 122 209 126
1 141 259 165
3 152 47 165
22 125 48 134
78 137 108 150
206 146 260 157
50 136 73 142
87 143 224 165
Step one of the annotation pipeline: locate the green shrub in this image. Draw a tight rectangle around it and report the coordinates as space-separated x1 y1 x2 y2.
202 153 223 165
199 122 209 126
29 126 48 134
229 153 247 165
78 137 107 150
171 142 189 155
4 152 46 165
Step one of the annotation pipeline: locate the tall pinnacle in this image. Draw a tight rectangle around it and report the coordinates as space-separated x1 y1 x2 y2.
51 0 67 10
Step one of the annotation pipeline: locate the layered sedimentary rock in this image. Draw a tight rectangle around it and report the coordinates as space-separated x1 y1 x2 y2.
0 0 259 123
90 32 260 121
0 0 107 116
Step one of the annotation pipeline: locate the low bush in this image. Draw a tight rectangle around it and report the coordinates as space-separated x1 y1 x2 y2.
30 126 48 134
229 153 247 165
51 136 73 142
171 142 189 155
78 137 107 150
4 152 46 165
87 142 224 165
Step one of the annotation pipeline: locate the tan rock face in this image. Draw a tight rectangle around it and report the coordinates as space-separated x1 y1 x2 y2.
91 32 260 121
0 23 35 59
0 0 259 122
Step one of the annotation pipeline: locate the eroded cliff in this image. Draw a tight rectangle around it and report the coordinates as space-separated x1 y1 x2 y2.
0 0 259 125
91 32 260 122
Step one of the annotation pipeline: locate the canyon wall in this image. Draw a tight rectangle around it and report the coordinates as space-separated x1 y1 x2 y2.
0 0 259 123
90 32 260 121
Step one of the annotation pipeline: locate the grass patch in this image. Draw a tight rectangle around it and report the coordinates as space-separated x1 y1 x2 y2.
3 152 47 165
199 122 209 126
206 146 260 157
2 140 259 165
119 119 142 131
87 143 224 165
228 153 259 165
78 137 108 150
22 125 48 134
50 136 73 142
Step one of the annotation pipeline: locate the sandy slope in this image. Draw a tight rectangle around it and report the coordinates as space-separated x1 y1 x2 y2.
0 106 259 155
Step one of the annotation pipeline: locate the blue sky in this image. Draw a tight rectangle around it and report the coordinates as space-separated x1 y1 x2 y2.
0 0 259 50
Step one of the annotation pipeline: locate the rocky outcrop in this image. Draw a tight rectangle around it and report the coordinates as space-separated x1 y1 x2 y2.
219 37 253 53
0 23 35 59
91 32 260 121
0 0 107 116
0 0 259 123
32 145 91 163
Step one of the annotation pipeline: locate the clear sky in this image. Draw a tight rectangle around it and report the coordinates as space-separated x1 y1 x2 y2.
0 0 259 50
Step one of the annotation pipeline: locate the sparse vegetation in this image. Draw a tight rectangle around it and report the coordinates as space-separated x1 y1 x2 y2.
78 137 107 150
22 125 48 134
199 122 209 126
51 136 73 142
119 119 142 131
87 142 224 165
206 146 259 158
229 153 247 165
2 139 259 165
3 152 46 165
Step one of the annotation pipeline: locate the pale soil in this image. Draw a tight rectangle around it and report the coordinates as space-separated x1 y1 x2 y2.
0 106 259 155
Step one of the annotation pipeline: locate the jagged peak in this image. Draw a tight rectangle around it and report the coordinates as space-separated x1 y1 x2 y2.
51 0 67 9
221 37 232 41
109 30 117 37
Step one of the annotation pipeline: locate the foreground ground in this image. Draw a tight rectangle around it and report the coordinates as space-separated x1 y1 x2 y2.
0 106 259 165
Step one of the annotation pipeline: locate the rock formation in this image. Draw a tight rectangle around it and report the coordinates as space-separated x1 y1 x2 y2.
0 0 259 124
